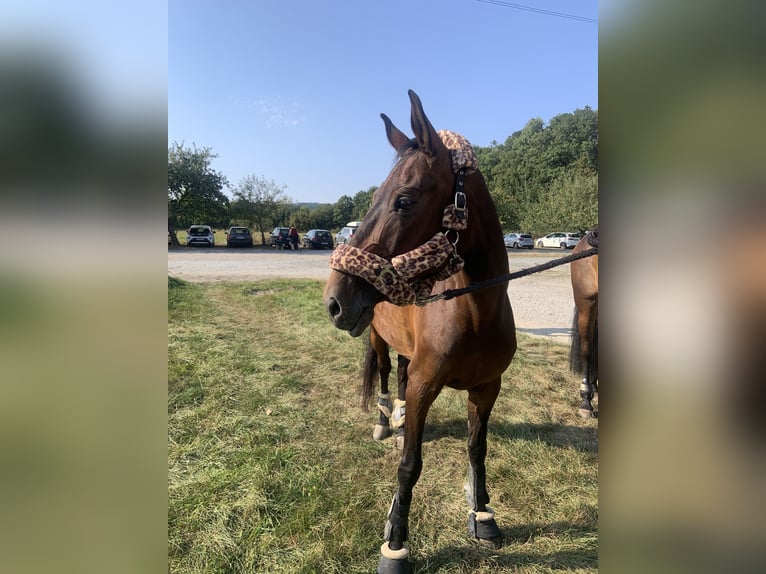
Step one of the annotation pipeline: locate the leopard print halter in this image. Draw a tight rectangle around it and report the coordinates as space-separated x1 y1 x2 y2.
328 131 477 306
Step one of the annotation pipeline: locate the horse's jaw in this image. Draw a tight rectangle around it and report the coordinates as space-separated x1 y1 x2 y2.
323 271 379 337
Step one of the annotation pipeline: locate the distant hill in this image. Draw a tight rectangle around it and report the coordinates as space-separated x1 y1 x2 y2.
292 202 330 210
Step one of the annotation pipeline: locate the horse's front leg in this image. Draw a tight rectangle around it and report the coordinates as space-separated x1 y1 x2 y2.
465 379 503 548
378 381 435 574
390 355 410 450
373 350 393 441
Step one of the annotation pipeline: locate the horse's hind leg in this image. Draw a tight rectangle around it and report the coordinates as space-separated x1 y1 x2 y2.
465 379 503 548
577 302 598 418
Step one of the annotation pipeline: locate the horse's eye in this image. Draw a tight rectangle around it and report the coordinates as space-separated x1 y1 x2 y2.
395 197 415 211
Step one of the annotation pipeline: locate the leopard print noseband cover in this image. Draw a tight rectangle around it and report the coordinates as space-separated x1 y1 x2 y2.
328 232 464 306
328 130 476 306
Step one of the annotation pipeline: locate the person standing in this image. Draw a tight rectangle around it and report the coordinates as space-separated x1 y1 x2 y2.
288 226 300 251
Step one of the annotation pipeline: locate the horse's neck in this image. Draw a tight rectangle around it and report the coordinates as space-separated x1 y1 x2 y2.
460 185 509 284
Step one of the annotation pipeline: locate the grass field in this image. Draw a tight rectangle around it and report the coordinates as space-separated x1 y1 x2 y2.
168 278 598 573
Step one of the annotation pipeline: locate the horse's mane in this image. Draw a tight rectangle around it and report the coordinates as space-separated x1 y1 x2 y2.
586 225 599 248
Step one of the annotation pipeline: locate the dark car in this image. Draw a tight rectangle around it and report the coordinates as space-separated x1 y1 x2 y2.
186 225 215 247
226 226 253 247
269 226 292 249
302 229 333 250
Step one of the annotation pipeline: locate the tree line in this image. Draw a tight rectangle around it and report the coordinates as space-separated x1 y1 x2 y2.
167 142 376 245
474 106 598 236
168 106 597 245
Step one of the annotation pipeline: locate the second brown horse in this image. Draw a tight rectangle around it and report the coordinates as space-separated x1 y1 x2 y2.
570 228 599 417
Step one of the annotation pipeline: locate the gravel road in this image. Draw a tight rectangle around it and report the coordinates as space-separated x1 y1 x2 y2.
168 247 575 343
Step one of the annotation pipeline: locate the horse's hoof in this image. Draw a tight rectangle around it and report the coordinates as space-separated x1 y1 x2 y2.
373 424 392 441
477 535 503 549
578 408 595 419
395 431 405 450
468 509 503 549
377 543 412 574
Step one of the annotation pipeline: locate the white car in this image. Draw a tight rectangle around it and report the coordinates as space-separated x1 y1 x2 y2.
334 221 361 246
503 233 534 249
186 225 215 247
535 232 581 249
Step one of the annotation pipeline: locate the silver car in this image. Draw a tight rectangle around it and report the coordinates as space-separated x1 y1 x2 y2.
503 233 534 249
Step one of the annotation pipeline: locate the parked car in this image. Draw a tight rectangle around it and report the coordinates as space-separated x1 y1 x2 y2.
303 229 334 249
535 232 581 249
335 221 361 246
225 226 253 248
269 227 292 249
186 225 214 247
503 233 534 249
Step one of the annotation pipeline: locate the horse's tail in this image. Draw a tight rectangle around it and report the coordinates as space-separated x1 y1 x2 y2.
591 317 598 382
569 307 598 378
569 307 583 375
361 336 379 412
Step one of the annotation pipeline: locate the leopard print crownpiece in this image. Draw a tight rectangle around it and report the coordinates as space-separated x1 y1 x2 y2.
438 130 477 174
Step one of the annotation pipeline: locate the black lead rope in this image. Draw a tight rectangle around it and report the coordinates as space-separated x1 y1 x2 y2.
416 247 598 306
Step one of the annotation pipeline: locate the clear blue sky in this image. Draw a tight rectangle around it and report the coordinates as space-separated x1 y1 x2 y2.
169 0 597 204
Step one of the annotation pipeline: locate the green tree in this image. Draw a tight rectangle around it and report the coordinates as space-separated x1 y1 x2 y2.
290 207 312 231
475 107 598 233
310 204 335 230
521 170 598 235
488 185 521 231
231 174 290 245
333 195 354 228
351 186 377 220
168 142 229 244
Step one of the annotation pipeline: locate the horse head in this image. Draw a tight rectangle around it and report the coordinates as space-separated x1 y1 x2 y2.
323 90 476 336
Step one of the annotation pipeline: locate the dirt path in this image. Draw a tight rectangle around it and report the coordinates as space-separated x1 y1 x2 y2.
168 247 575 343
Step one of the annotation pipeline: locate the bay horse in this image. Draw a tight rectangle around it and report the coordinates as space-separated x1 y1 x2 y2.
569 227 599 418
323 90 516 572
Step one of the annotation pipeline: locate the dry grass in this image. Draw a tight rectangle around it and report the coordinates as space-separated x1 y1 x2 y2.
168 278 598 573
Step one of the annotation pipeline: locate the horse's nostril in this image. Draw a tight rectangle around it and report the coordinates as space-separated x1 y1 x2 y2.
328 297 341 319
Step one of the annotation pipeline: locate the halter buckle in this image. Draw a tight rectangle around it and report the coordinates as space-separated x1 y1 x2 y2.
454 191 467 214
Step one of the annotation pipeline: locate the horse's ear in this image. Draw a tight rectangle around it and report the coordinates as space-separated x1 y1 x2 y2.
408 90 446 158
380 113 410 153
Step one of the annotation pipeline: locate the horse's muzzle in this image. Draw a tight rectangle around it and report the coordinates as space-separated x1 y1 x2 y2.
323 272 378 336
